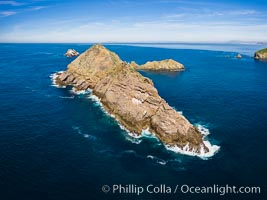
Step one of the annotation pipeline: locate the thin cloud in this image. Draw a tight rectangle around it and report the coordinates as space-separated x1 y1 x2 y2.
229 10 258 15
2 18 267 43
209 9 259 16
164 14 185 18
163 9 260 20
0 1 24 6
1 1 266 42
0 11 17 16
0 5 48 17
29 6 48 11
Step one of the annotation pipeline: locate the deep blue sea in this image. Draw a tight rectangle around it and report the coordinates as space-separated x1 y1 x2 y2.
0 43 266 200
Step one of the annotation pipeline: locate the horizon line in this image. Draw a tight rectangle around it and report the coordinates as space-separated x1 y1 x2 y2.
0 41 267 44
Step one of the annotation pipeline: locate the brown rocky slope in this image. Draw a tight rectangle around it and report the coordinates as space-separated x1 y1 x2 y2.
54 44 209 154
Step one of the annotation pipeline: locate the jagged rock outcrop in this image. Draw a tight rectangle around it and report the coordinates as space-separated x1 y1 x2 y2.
254 48 267 60
55 44 208 154
65 49 80 57
132 59 184 71
130 61 139 68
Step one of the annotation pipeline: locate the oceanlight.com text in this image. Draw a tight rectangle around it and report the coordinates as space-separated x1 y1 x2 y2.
102 184 261 196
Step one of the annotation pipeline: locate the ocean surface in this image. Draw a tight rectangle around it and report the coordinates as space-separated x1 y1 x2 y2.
0 43 266 200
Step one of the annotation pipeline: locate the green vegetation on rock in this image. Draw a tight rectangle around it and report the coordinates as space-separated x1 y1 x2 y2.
256 48 267 54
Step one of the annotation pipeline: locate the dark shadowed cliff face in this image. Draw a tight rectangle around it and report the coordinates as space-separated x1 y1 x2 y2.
55 44 208 154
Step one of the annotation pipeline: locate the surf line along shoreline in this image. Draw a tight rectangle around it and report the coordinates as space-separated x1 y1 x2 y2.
51 44 220 159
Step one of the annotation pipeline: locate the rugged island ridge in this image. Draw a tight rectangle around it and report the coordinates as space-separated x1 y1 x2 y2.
54 44 211 155
131 59 184 71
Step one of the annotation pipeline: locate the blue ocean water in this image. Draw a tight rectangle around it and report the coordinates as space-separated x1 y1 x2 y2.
0 43 266 200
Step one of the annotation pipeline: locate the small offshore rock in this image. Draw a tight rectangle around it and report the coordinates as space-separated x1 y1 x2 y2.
65 49 80 57
236 54 242 59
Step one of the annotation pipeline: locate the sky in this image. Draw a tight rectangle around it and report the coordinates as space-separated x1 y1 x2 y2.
0 0 267 43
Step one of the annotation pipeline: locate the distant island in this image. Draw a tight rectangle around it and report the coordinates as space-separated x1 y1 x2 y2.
134 59 184 71
53 44 217 156
254 48 267 60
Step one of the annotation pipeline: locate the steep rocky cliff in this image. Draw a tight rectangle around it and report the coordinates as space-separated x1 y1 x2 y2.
55 44 209 154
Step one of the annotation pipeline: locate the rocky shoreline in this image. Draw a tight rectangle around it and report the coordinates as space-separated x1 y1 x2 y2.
53 44 219 157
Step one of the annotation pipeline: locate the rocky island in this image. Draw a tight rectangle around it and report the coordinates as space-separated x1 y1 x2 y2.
131 59 184 71
54 44 215 156
254 48 267 60
65 49 80 57
236 54 242 59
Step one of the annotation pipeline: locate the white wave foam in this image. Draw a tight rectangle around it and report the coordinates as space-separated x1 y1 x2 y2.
57 76 219 159
39 52 53 55
120 125 142 144
83 134 97 140
86 93 150 145
165 125 220 159
157 160 167 165
88 93 146 144
51 72 155 146
50 71 66 88
72 126 82 134
50 71 91 95
71 87 91 95
147 155 167 165
128 131 142 139
59 96 75 99
87 94 103 107
171 106 183 115
125 136 142 144
72 126 97 141
86 92 219 159
140 128 159 141
85 94 144 145
124 128 161 145
196 124 210 137
33 51 53 55
118 124 144 144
